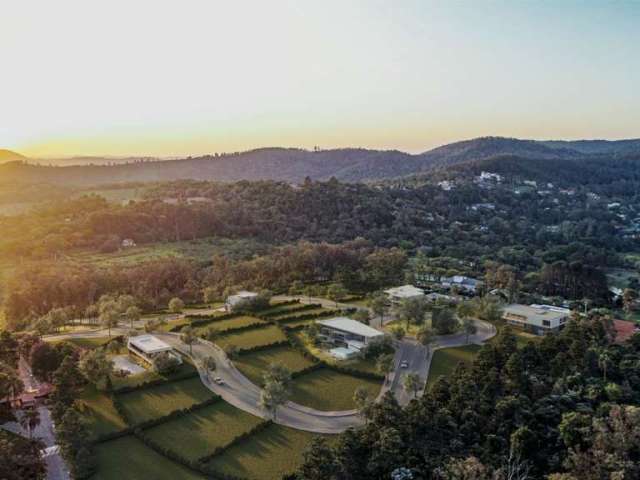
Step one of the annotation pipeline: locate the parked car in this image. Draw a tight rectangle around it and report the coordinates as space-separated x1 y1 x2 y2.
214 377 224 385
400 361 409 368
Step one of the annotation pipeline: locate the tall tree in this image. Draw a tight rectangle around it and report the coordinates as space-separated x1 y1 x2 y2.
180 325 197 355
402 372 423 399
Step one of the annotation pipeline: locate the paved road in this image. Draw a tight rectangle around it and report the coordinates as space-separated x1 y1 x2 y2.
154 333 362 434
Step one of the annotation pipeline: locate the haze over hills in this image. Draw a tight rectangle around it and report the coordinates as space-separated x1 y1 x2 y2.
1 136 639 186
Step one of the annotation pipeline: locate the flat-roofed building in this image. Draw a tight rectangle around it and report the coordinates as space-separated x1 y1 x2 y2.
127 334 183 365
317 317 385 359
502 304 571 335
225 291 258 311
384 285 425 304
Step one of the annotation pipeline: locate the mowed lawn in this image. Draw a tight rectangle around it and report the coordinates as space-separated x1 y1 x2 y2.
233 345 317 385
111 362 197 390
77 385 127 439
207 424 328 480
215 325 287 350
117 377 213 424
144 402 264 461
194 315 265 335
94 435 205 480
427 344 481 388
271 308 328 321
289 368 381 411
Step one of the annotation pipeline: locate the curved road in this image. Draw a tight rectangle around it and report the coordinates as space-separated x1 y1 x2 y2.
45 319 496 433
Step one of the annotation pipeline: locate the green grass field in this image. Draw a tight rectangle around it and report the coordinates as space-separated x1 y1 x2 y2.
427 344 481 387
194 315 265 335
233 345 317 385
110 361 197 390
117 377 213 424
94 435 205 480
52 336 112 349
289 368 381 411
215 325 287 350
206 424 326 480
144 402 264 462
77 385 127 439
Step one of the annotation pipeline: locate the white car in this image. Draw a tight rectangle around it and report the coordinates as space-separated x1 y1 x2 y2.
400 361 409 369
214 377 224 385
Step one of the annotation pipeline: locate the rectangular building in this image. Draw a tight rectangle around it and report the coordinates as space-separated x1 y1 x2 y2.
502 304 570 335
384 285 425 304
128 334 182 365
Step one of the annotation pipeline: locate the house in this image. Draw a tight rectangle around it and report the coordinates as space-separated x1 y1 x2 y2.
121 238 136 248
316 317 385 359
502 304 571 335
225 291 258 312
438 180 454 191
425 292 458 304
441 275 481 293
384 285 425 305
127 335 183 365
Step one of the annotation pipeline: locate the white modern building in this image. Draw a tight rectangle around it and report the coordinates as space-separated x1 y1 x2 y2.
384 285 425 304
502 304 571 335
225 291 258 311
316 317 385 359
440 275 481 293
127 335 183 365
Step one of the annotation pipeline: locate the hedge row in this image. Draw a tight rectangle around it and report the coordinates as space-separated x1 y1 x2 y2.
235 339 290 356
133 429 247 480
111 369 200 395
196 420 274 464
209 321 272 338
274 309 343 325
282 329 320 363
259 303 320 318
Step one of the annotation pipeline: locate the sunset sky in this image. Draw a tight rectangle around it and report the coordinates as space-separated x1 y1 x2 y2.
2 0 639 158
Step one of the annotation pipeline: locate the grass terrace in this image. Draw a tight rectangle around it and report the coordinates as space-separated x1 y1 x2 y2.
215 324 287 350
206 424 329 480
289 368 381 411
110 361 197 390
94 435 205 480
144 402 264 462
427 344 481 388
233 345 317 385
193 315 265 335
117 377 213 424
77 385 127 439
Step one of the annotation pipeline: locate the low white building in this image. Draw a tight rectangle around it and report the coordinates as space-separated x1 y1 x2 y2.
127 335 182 365
317 317 385 359
384 285 425 304
225 291 258 311
502 304 571 335
440 275 480 293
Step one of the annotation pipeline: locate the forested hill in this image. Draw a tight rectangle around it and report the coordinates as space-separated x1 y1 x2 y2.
1 136 639 186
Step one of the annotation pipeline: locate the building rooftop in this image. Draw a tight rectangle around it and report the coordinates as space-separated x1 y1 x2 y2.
317 317 384 338
229 291 258 299
128 334 173 354
503 304 570 324
384 285 424 298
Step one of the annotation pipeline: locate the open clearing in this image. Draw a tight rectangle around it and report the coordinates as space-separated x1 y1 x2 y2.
215 325 287 350
289 368 381 411
427 344 481 387
117 377 213 424
77 385 127 439
144 402 264 462
233 345 317 385
94 435 205 480
206 424 326 480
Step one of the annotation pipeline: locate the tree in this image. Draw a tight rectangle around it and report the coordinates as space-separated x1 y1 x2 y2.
298 437 340 479
263 362 292 387
0 364 23 403
376 353 395 384
203 355 216 379
125 306 141 330
46 308 69 333
180 325 197 355
29 342 62 381
622 288 637 316
326 283 348 307
598 349 611 382
169 297 185 314
117 294 136 313
397 297 428 330
152 352 181 373
368 292 389 327
432 307 458 335
289 280 304 296
390 324 406 341
259 379 289 421
79 349 113 390
461 318 477 344
0 433 46 480
203 287 219 304
99 300 120 338
353 386 371 419
20 408 41 439
56 407 94 478
416 327 434 353
353 309 371 325
402 372 423 399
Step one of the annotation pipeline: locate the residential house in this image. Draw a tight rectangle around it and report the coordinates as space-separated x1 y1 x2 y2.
502 304 571 335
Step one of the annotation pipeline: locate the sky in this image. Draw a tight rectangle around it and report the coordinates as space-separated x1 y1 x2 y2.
1 0 639 158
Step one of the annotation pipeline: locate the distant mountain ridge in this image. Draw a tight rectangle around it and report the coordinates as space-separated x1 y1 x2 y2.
1 136 639 186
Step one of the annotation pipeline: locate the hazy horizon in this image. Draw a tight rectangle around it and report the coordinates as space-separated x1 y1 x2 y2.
3 0 639 157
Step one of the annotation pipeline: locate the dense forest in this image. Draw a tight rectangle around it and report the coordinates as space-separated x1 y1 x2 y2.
293 317 640 480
